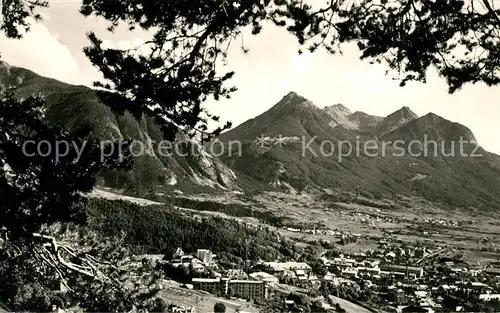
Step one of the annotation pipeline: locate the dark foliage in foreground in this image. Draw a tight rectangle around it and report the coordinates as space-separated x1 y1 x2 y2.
0 89 130 238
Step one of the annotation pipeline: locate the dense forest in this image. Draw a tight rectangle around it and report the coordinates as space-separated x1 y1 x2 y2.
165 196 286 227
82 198 301 261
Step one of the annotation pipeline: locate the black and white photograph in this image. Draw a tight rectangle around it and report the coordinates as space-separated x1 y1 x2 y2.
1 0 500 312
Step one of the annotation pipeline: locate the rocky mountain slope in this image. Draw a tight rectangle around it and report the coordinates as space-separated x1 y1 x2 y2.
375 106 419 136
3 61 500 210
324 103 385 133
218 92 500 210
0 61 249 193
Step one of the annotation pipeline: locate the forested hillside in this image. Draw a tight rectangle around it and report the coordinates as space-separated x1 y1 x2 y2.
82 198 301 262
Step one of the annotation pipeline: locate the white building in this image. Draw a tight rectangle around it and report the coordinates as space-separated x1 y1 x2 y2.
172 247 184 260
479 294 500 301
249 272 279 286
196 249 214 265
333 257 357 265
342 268 358 278
263 262 312 274
190 258 206 273
192 277 267 299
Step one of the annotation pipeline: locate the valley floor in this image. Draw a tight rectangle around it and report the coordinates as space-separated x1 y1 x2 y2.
88 187 500 312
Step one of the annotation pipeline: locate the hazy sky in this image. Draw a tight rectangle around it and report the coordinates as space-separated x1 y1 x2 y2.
2 1 500 154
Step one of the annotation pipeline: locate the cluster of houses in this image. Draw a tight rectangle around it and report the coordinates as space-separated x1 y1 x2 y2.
386 279 500 313
144 242 500 313
160 248 279 300
169 244 433 304
158 247 219 275
146 243 500 312
320 244 500 313
284 227 339 236
191 261 319 300
163 244 432 305
321 255 424 280
262 262 314 281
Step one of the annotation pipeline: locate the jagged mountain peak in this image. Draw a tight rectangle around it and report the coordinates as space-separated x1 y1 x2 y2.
421 112 442 121
415 112 459 128
348 111 384 132
284 91 301 98
0 60 11 68
324 103 352 115
382 111 478 144
351 111 369 117
387 106 418 120
375 106 419 136
280 91 310 104
270 91 317 115
419 113 476 142
350 111 383 120
323 103 354 128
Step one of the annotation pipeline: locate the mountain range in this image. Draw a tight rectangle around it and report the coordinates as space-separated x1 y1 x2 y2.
0 61 250 194
2 62 500 210
218 92 500 210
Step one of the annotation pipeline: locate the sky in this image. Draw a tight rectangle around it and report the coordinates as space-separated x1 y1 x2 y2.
1 1 500 154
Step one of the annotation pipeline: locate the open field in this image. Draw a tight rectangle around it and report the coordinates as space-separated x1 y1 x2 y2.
89 187 500 312
173 190 500 265
328 295 372 313
87 188 163 206
91 187 500 265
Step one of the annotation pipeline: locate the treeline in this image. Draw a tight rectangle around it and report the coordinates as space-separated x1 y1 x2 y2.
81 198 300 261
166 196 286 227
321 193 398 210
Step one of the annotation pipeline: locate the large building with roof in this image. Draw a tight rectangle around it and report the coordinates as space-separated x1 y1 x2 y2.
249 271 279 286
263 261 312 276
192 277 268 299
380 264 424 279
